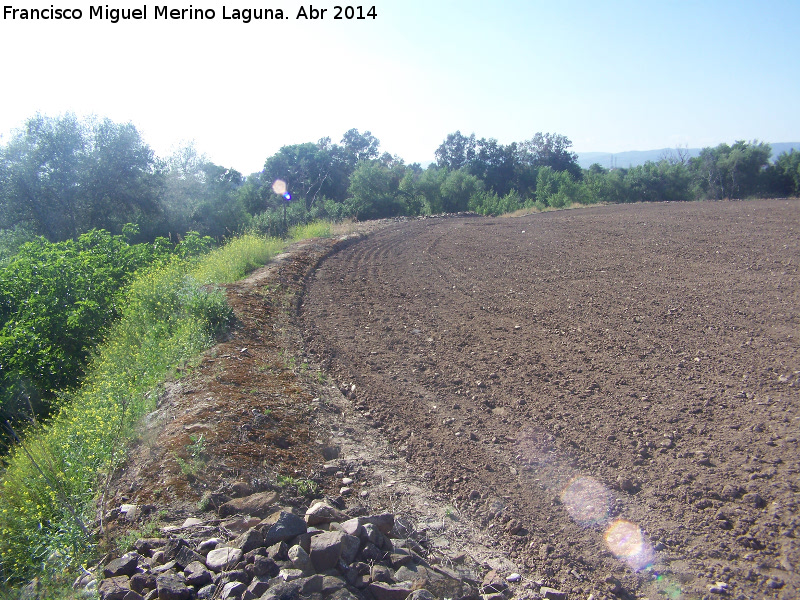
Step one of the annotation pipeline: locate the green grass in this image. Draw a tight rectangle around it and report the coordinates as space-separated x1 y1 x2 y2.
192 234 285 284
0 227 333 586
288 220 332 241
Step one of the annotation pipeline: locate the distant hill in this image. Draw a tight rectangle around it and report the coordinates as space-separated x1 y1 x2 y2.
576 142 800 170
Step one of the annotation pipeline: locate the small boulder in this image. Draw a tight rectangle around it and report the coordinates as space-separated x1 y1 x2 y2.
184 561 213 587
310 530 345 572
97 576 132 600
155 572 192 600
206 547 244 572
367 582 412 600
262 511 308 546
232 528 265 553
221 580 247 599
288 544 314 574
305 501 348 526
218 491 279 518
104 552 140 578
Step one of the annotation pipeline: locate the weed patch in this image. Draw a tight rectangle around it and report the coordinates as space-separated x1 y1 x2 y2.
0 232 307 585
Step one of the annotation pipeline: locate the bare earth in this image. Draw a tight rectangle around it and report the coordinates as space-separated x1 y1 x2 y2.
299 200 800 599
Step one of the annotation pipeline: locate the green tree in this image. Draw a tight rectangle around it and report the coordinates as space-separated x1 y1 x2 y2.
162 143 248 238
521 132 582 179
439 169 484 213
340 128 380 167
346 161 408 220
0 114 164 241
691 141 772 199
768 149 800 197
435 131 477 171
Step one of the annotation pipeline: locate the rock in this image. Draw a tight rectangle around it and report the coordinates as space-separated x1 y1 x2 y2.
742 492 766 508
297 574 324 595
162 538 190 563
540 586 568 600
253 554 280 578
340 518 364 537
130 572 156 594
98 576 132 600
184 561 213 587
506 573 521 582
197 538 223 554
371 564 393 583
329 589 361 600
288 544 314 574
231 481 255 497
232 528 265 553
321 575 346 594
367 582 413 600
218 569 249 586
709 581 729 594
206 547 244 572
134 538 168 556
220 580 247 599
181 517 203 528
263 511 308 546
340 533 361 564
262 579 303 600
174 545 206 570
155 573 192 600
197 584 216 600
305 501 349 526
104 552 140 578
247 576 272 597
360 541 383 562
266 541 289 561
310 530 345 572
218 491 279 518
482 570 508 594
278 568 305 581
363 513 395 535
407 591 436 600
152 560 177 574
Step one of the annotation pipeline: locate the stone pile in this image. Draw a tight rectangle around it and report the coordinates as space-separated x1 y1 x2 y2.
78 494 497 600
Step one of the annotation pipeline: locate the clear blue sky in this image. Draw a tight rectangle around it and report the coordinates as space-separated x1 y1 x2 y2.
1 0 798 173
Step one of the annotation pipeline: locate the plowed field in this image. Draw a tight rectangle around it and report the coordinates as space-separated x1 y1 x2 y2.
300 200 800 599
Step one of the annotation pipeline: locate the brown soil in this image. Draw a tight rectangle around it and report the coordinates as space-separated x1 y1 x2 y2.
300 200 800 599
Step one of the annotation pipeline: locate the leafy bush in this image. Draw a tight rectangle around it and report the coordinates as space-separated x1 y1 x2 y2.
0 230 171 426
469 190 524 216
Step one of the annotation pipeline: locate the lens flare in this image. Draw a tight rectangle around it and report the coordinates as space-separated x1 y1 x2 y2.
560 476 612 526
604 518 655 570
272 179 287 195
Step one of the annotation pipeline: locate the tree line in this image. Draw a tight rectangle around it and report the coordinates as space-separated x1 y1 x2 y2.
3 114 799 259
